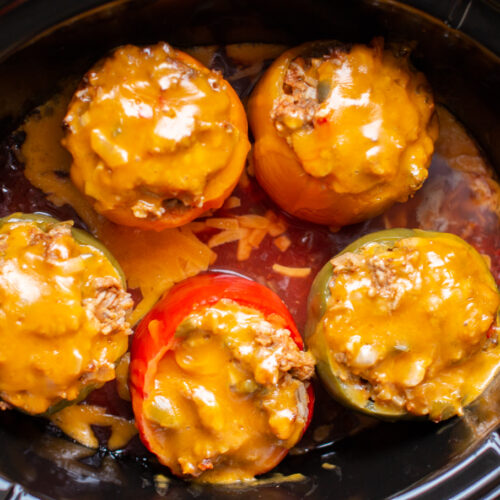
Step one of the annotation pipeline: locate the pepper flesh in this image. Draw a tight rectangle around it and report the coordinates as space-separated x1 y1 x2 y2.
306 229 500 421
130 274 315 483
248 39 438 227
63 43 250 230
0 214 133 415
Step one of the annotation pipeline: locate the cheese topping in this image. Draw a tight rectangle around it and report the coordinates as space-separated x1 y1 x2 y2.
63 42 249 228
272 40 437 196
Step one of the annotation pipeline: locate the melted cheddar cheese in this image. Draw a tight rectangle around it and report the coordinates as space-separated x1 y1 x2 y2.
63 42 249 229
49 404 137 449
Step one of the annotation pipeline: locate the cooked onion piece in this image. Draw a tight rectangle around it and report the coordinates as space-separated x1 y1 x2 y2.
306 229 500 421
0 214 133 415
248 39 439 227
63 43 250 230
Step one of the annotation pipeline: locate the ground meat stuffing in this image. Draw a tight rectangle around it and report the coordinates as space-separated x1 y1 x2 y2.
29 221 73 262
271 45 347 135
27 221 134 336
254 327 315 382
83 276 134 336
331 249 418 311
272 60 319 133
179 301 315 387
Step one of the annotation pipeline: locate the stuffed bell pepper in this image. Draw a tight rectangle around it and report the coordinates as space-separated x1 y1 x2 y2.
63 42 250 230
248 39 438 228
0 213 133 415
130 273 315 483
306 229 500 421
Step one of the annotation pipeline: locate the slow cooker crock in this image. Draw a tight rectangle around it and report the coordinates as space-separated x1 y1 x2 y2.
0 1 498 498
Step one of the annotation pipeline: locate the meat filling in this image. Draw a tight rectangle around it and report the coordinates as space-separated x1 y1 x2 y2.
272 44 347 135
83 276 133 336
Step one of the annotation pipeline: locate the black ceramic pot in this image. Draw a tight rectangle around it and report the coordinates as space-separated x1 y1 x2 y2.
0 1 498 499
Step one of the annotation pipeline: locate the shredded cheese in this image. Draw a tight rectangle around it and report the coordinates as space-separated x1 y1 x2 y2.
274 235 291 252
272 264 311 278
248 228 267 248
223 196 241 209
186 221 207 233
237 214 270 229
208 228 248 248
200 209 289 261
265 210 288 237
237 239 253 261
